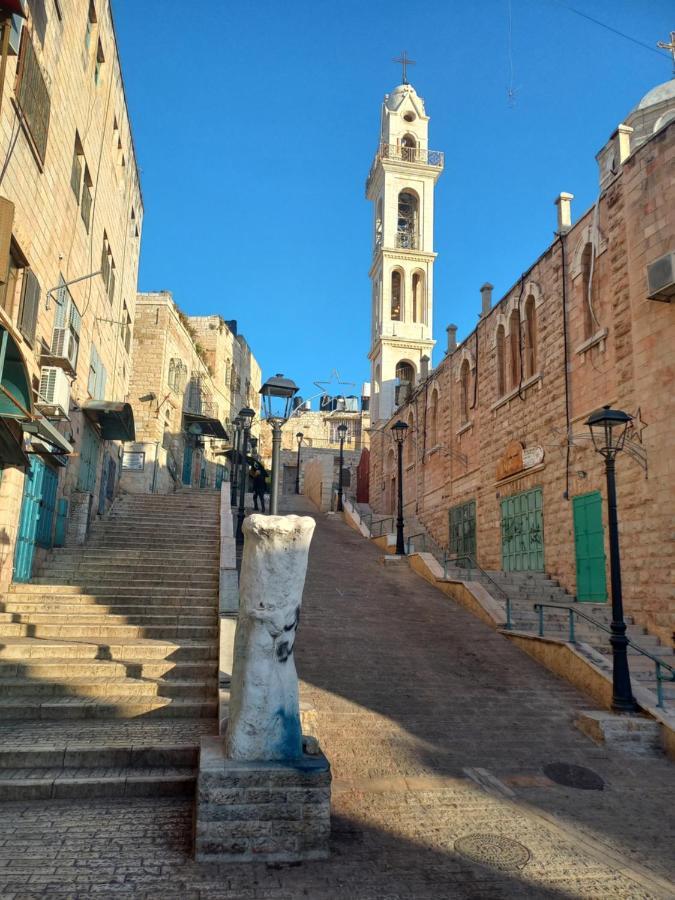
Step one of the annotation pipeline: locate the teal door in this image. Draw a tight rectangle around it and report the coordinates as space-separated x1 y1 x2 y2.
14 457 58 582
449 500 476 563
501 487 544 572
215 464 225 490
182 444 193 485
573 491 607 602
77 422 100 493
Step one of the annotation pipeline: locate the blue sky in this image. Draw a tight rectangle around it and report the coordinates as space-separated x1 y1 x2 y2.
114 0 672 404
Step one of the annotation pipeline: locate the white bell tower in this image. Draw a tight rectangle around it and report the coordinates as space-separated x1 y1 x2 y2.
366 72 443 423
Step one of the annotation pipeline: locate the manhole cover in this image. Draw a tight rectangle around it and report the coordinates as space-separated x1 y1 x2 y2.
543 762 604 790
454 834 531 870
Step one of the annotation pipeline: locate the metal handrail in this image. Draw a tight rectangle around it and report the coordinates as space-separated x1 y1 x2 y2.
443 554 513 630
534 602 675 709
370 516 394 538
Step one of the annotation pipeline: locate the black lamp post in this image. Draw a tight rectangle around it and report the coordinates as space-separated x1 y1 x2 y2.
391 420 409 556
259 374 298 515
295 432 304 494
336 423 348 512
230 416 242 506
235 407 255 544
586 405 637 713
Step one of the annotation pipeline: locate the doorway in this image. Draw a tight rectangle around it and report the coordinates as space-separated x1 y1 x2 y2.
572 491 607 602
500 487 544 572
13 457 58 582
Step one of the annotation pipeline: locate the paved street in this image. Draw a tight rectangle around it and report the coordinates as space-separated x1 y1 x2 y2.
0 498 672 898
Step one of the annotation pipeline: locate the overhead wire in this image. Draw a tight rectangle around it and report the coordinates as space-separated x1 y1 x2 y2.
548 0 670 60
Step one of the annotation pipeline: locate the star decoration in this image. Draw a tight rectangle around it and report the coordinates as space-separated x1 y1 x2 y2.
627 407 647 444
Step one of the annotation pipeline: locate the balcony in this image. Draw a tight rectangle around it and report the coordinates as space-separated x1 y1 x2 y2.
366 142 444 195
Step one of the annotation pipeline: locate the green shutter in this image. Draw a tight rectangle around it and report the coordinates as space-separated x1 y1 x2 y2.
17 269 39 345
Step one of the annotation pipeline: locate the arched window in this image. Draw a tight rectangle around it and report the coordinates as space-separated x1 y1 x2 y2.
509 308 520 389
168 358 176 390
401 134 417 162
391 270 402 320
428 389 438 446
524 295 537 377
375 198 383 249
397 191 418 249
496 325 506 397
460 360 470 424
580 243 595 339
412 271 424 323
395 360 414 407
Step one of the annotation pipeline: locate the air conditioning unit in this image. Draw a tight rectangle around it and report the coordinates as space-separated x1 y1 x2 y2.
50 327 78 369
647 251 675 302
38 366 71 418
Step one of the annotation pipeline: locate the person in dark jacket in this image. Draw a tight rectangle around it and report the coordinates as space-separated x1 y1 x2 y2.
250 462 268 513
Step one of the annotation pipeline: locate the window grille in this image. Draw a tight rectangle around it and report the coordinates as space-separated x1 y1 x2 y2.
15 29 50 164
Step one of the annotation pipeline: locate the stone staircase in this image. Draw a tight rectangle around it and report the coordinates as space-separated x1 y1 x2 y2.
354 500 674 707
0 490 221 800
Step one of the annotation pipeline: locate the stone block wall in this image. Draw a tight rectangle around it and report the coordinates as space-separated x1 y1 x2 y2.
302 456 334 512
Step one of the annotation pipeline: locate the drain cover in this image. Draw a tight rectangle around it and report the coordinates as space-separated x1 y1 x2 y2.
543 762 604 790
454 834 531 870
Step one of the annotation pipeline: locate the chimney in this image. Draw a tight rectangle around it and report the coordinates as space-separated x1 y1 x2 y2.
480 282 493 317
420 355 430 380
617 123 633 163
555 192 574 233
446 324 457 353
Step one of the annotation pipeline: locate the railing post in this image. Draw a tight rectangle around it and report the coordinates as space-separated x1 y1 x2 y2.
505 598 512 631
538 605 544 637
655 662 664 709
443 555 448 580
569 609 576 643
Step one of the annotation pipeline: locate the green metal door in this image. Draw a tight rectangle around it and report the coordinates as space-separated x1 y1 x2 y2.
77 422 100 493
501 487 544 572
14 457 57 581
573 491 607 602
449 500 476 562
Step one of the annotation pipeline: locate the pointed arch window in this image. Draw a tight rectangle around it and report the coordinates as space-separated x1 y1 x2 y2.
428 389 438 446
580 243 595 339
509 309 520 390
391 270 402 320
460 360 470 424
496 325 506 397
397 191 418 249
524 296 537 377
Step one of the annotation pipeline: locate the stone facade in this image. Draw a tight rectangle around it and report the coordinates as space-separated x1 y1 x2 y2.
0 0 142 584
369 84 675 646
121 292 260 494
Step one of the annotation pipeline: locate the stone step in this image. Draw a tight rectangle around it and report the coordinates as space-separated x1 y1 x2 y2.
8 584 217 597
0 638 218 661
0 742 198 770
0 765 196 800
36 561 218 575
85 540 219 550
0 612 217 627
0 602 217 617
0 696 217 720
29 576 219 588
0 676 216 700
45 549 219 561
0 658 217 680
0 623 218 640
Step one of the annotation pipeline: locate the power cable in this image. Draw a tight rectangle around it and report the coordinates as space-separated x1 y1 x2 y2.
548 0 670 59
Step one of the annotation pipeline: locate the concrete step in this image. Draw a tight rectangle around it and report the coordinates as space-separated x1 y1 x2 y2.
0 676 216 700
0 623 218 640
0 658 217 680
0 696 217 720
0 765 196 800
0 638 218 661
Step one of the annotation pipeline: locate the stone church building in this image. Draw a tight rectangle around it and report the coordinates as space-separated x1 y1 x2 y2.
367 75 675 646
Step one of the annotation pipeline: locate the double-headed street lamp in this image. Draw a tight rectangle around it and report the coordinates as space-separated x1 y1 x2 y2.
336 423 348 512
260 374 298 516
230 415 243 506
391 420 409 556
586 405 638 713
236 407 256 544
295 432 304 494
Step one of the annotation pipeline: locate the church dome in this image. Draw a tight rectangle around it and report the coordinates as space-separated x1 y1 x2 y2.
635 78 675 111
385 83 418 110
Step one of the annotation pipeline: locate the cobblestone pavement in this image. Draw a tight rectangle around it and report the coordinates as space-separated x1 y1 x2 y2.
0 499 673 898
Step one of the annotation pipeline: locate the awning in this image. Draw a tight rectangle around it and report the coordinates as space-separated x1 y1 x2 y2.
0 417 28 468
24 414 73 455
0 326 33 420
183 412 228 440
82 401 135 441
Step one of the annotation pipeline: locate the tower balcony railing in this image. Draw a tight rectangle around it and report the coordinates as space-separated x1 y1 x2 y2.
366 142 444 194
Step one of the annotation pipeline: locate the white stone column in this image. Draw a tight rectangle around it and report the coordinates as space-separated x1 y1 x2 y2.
225 513 316 761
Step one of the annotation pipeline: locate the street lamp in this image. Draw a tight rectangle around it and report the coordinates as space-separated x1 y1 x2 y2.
391 420 409 556
586 405 637 713
236 407 256 544
336 423 348 512
260 374 298 515
295 432 304 494
230 416 242 506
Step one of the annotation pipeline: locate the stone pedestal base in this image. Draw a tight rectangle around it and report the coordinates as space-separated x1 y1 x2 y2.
576 710 662 756
194 736 331 863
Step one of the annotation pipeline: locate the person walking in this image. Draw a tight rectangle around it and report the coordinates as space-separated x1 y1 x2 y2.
251 462 268 513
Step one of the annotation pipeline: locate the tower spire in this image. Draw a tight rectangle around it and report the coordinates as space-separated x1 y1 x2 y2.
393 51 416 85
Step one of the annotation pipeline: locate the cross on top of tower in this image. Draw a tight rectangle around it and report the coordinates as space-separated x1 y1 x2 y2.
393 51 416 85
656 31 675 76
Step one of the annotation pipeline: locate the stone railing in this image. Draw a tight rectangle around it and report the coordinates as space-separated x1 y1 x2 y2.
218 483 238 732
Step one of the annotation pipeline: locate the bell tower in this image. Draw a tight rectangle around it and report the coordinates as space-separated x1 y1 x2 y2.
366 74 443 423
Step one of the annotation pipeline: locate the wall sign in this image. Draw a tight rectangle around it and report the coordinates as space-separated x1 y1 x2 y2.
122 450 145 471
496 441 545 481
